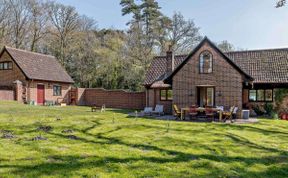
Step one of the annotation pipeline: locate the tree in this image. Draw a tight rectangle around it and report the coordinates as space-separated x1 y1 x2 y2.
7 0 32 48
276 0 286 7
27 0 48 51
217 40 235 52
47 1 79 67
157 12 202 54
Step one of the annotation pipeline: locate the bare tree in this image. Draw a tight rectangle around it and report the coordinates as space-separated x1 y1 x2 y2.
276 0 286 7
7 0 32 48
0 0 10 46
27 0 48 51
217 40 235 52
47 1 79 66
157 12 202 54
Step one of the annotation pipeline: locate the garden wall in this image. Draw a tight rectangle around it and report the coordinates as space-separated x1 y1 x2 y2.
76 88 146 110
0 89 14 101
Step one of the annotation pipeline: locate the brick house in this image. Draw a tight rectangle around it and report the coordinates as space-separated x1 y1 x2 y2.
144 37 288 116
0 46 74 105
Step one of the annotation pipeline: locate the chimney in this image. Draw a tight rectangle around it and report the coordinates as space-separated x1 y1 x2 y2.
166 45 174 74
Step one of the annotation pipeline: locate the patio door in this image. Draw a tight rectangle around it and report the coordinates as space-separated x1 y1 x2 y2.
197 87 215 107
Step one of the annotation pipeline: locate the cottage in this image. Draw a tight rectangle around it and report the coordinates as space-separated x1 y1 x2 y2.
144 37 288 117
0 46 74 105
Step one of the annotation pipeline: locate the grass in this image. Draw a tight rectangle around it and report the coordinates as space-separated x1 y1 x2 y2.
0 101 288 178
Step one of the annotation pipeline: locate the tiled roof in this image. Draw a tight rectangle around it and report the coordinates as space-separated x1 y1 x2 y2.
2 46 74 83
144 55 186 85
226 48 288 83
145 48 288 86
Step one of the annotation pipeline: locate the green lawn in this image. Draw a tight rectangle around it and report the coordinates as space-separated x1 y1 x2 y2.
0 101 287 178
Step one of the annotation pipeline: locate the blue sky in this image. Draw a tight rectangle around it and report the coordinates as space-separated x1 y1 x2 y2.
56 0 288 50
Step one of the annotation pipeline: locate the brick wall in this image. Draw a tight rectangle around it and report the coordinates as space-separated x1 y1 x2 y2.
0 89 14 101
0 51 26 86
146 88 172 114
27 80 71 104
80 88 146 110
173 41 244 117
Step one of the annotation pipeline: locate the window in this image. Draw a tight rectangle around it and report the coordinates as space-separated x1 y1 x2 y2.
265 90 273 101
257 90 265 101
53 85 62 96
199 51 213 73
0 61 12 70
249 89 273 102
160 89 173 101
249 90 257 101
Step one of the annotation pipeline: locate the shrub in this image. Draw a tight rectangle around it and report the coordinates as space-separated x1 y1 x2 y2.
252 104 265 116
264 103 274 116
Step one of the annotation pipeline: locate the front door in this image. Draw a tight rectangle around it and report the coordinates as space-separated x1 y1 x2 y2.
197 87 215 107
37 84 45 105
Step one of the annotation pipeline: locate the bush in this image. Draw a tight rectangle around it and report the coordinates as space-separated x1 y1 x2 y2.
264 103 274 116
252 104 266 116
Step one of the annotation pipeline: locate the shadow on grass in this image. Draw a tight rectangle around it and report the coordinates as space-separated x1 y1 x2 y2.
1 116 288 177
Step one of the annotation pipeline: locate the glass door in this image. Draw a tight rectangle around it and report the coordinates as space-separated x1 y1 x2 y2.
197 87 215 107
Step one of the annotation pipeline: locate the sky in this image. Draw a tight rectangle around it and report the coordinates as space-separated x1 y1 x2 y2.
56 0 288 50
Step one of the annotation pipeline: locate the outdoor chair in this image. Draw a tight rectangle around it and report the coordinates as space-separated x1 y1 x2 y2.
101 104 106 112
173 104 181 120
91 105 99 112
232 107 238 119
151 105 164 116
142 107 153 116
205 107 215 121
223 106 236 123
189 105 198 120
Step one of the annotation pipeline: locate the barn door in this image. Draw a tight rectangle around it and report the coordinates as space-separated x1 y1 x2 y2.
37 84 45 105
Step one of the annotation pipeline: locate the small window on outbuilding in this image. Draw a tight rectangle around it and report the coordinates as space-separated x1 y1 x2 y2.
199 51 213 74
0 61 12 70
53 85 62 96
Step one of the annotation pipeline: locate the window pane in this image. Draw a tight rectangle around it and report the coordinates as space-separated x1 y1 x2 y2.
160 90 166 100
265 90 273 101
0 63 3 70
257 90 265 101
206 88 214 106
167 90 173 100
249 90 257 101
3 62 8 69
53 86 61 96
8 62 12 69
200 52 212 73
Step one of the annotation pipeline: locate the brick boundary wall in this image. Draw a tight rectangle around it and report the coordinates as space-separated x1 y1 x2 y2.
0 89 14 101
76 88 146 110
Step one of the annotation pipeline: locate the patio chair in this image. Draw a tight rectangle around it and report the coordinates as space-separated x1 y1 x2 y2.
173 104 181 120
151 105 164 116
205 107 215 121
223 106 236 123
189 105 198 120
232 107 238 119
142 107 153 116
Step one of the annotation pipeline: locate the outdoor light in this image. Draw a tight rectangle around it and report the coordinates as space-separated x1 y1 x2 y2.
189 91 194 96
217 92 222 97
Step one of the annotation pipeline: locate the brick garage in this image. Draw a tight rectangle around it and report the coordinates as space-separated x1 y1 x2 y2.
76 88 146 110
0 46 74 104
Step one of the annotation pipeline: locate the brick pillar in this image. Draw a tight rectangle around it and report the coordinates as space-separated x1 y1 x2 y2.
13 80 23 103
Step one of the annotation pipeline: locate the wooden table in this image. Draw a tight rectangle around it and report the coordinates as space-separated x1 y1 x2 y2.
180 107 223 121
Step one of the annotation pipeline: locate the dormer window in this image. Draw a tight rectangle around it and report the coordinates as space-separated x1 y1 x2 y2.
199 51 213 74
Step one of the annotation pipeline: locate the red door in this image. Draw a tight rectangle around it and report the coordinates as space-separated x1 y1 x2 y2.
37 84 45 105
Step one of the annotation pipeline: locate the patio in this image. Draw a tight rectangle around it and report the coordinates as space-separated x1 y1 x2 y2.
129 111 259 124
